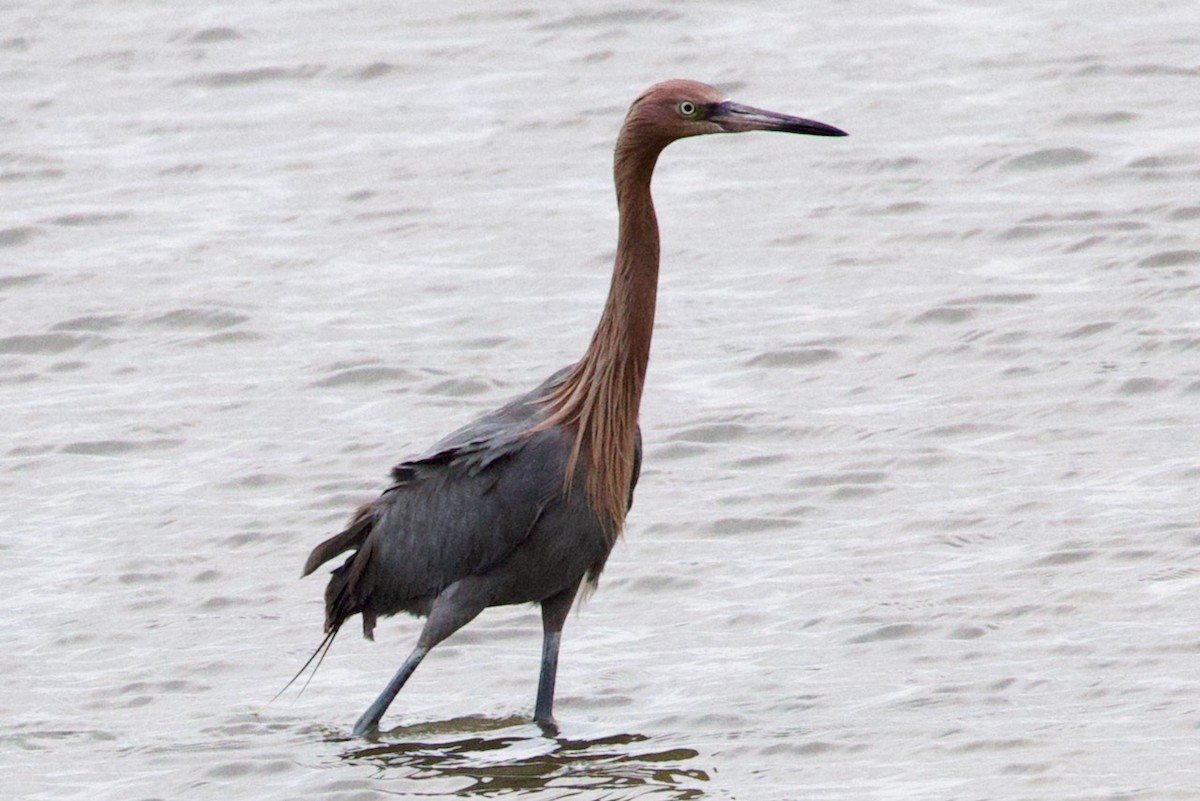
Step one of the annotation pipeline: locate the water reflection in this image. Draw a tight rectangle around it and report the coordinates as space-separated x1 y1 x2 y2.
336 716 709 798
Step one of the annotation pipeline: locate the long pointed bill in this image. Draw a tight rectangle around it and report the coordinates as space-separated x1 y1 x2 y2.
711 100 847 136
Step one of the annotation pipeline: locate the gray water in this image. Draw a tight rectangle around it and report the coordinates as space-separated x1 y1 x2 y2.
3 1 1199 799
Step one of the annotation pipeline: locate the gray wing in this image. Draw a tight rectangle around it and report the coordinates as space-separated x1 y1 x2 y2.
303 370 574 637
398 365 572 474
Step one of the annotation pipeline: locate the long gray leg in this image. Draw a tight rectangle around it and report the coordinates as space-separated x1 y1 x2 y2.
352 582 487 736
353 646 426 736
534 581 580 724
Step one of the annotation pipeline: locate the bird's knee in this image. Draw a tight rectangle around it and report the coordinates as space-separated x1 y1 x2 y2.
417 583 490 650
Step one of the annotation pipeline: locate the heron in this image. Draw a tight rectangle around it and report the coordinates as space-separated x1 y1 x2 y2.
299 79 846 736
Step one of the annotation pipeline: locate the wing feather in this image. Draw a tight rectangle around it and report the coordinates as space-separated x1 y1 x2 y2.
303 370 574 635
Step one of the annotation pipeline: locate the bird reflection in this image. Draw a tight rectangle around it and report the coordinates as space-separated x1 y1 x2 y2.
335 716 709 798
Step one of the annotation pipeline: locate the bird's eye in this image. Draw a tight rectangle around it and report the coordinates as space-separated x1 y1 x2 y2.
678 101 698 118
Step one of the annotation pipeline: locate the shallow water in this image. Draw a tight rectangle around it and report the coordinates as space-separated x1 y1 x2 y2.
3 1 1199 799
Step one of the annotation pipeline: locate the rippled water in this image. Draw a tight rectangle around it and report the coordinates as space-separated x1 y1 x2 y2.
3 1 1199 799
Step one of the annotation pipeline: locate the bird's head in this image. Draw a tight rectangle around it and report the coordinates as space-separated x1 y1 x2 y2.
621 79 847 150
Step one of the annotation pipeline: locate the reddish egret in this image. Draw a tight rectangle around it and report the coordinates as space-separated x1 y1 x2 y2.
301 79 846 735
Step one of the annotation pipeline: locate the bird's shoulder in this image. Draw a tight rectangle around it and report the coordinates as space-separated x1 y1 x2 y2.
388 366 571 486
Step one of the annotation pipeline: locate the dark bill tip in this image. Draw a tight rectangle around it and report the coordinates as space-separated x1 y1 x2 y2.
712 100 847 137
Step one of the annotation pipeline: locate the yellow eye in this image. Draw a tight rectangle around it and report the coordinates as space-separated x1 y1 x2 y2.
677 101 699 118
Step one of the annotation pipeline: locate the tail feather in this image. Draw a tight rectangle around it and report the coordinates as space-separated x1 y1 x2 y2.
324 537 379 639
281 501 386 703
302 501 377 577
272 622 341 703
304 500 384 640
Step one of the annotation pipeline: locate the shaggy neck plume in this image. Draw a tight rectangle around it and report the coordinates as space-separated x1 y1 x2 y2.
536 125 666 531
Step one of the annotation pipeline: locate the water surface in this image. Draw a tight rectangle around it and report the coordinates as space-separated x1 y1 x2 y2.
3 1 1198 799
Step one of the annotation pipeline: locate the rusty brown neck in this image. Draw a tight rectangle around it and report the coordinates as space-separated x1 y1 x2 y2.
536 130 666 531
600 140 663 403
